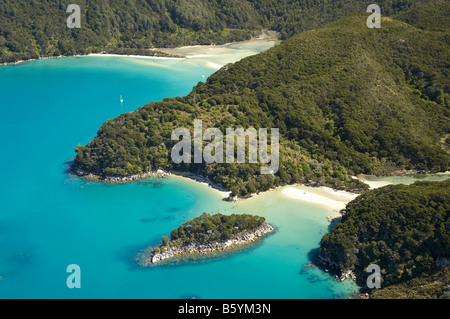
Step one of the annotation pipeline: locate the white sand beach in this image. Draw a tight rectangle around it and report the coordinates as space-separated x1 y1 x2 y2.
354 175 392 189
158 38 279 69
85 39 277 73
206 61 224 70
88 53 185 60
280 185 359 214
167 173 232 199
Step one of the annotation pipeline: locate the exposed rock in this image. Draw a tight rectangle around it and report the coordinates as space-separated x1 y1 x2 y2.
73 167 169 182
339 269 356 281
316 255 357 281
316 254 339 270
436 257 450 269
227 195 240 201
144 224 274 265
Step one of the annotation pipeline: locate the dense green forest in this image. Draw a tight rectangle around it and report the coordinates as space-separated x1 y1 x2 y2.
0 0 428 63
153 213 267 253
319 180 450 298
73 2 449 196
370 267 450 299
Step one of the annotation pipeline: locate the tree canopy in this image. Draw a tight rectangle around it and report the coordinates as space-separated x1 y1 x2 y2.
161 212 267 247
0 0 428 63
74 2 450 196
319 180 450 297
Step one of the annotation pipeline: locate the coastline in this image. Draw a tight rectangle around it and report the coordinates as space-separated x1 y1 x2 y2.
87 53 185 60
1 32 279 67
279 185 359 215
141 223 275 266
356 171 450 189
0 52 184 67
155 29 280 53
72 166 355 207
0 54 81 66
72 166 450 217
72 167 232 199
71 166 360 219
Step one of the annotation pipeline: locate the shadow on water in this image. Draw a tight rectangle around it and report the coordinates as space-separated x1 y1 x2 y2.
167 207 182 213
303 245 360 298
300 249 355 298
115 241 160 272
302 248 329 278
299 258 333 286
0 237 35 280
300 216 339 273
63 158 75 175
306 247 320 264
135 178 164 188
140 214 175 224
328 216 342 233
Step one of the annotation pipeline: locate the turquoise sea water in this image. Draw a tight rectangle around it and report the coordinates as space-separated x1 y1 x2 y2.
0 44 360 298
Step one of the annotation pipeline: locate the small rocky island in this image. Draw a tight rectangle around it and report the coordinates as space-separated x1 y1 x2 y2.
142 213 274 265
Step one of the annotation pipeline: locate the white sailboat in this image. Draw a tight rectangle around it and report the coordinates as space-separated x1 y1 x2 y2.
120 95 123 103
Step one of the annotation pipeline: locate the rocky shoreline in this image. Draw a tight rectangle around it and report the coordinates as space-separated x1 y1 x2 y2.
71 166 358 202
142 223 274 266
316 255 356 282
72 166 240 200
72 167 168 182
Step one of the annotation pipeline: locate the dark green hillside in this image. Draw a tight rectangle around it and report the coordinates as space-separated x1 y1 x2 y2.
394 0 450 31
73 4 449 196
0 0 261 63
0 0 427 63
319 180 450 297
370 268 450 299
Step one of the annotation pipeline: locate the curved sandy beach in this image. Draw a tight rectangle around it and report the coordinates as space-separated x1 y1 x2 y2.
280 185 359 214
88 53 185 60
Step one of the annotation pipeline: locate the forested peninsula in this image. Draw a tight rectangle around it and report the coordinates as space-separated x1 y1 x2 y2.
73 1 449 197
1 0 428 63
141 213 274 265
318 180 450 299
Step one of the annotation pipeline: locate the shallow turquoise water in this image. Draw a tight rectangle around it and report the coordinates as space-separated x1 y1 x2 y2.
0 48 359 298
